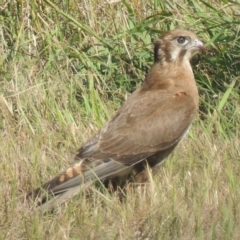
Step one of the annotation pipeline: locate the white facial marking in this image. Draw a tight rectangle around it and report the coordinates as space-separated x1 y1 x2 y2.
157 48 166 64
170 47 181 62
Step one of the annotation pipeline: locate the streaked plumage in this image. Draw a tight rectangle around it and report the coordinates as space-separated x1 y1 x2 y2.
28 29 204 211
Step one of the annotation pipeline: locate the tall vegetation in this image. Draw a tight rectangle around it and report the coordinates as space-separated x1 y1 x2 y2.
0 0 239 239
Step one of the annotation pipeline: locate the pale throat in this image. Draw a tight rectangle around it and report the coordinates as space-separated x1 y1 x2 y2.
169 48 194 75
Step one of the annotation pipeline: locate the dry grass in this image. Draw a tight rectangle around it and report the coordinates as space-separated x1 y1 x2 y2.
0 0 240 239
1 127 240 239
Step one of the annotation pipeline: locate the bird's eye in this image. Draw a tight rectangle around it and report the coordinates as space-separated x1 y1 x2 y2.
177 36 188 44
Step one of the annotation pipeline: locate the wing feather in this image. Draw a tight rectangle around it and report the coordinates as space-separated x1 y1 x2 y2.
77 90 197 166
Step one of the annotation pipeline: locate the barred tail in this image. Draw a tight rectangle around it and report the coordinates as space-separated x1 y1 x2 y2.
27 162 84 204
27 159 132 211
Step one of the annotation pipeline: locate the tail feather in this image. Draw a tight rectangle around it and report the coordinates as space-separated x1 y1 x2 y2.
28 148 174 211
49 160 131 194
28 159 133 210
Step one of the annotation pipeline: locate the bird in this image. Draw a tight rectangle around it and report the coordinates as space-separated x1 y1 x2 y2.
28 29 204 211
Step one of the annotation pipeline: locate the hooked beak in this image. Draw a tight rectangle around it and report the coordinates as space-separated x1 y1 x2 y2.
191 39 204 51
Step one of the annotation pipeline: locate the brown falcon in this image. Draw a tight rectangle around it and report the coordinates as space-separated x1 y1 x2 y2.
28 29 204 210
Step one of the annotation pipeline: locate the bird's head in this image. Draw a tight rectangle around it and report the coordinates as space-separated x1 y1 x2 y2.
154 29 204 64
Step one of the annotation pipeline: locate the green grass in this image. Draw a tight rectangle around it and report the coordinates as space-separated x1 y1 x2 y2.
0 0 240 239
